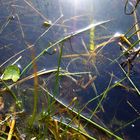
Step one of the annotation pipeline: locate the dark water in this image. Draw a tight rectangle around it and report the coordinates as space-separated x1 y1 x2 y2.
0 0 140 139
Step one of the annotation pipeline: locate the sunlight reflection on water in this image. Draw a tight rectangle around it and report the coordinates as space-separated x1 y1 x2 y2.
0 0 140 139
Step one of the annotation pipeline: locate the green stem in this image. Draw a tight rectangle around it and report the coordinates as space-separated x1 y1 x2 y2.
53 45 63 96
118 61 140 96
21 20 110 76
1 80 23 109
40 85 123 140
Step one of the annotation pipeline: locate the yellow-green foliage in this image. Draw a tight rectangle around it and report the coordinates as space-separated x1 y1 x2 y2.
89 24 95 51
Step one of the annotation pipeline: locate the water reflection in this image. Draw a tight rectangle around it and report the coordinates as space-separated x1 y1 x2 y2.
0 0 140 139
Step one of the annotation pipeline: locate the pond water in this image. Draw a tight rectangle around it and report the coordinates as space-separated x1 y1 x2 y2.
0 0 140 140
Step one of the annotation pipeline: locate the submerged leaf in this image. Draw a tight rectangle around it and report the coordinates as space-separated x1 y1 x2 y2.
2 65 20 82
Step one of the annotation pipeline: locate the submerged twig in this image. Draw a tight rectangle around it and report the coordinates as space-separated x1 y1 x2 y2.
124 0 140 15
0 68 90 93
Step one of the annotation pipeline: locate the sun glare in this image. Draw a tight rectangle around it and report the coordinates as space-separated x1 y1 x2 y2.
67 0 82 8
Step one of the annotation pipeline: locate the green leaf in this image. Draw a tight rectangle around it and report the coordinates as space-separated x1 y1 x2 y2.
2 65 20 82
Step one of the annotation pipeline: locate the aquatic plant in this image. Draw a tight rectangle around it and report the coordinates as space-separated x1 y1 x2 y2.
0 0 140 140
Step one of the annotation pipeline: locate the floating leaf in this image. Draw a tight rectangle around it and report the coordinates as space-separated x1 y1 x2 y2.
2 65 20 82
